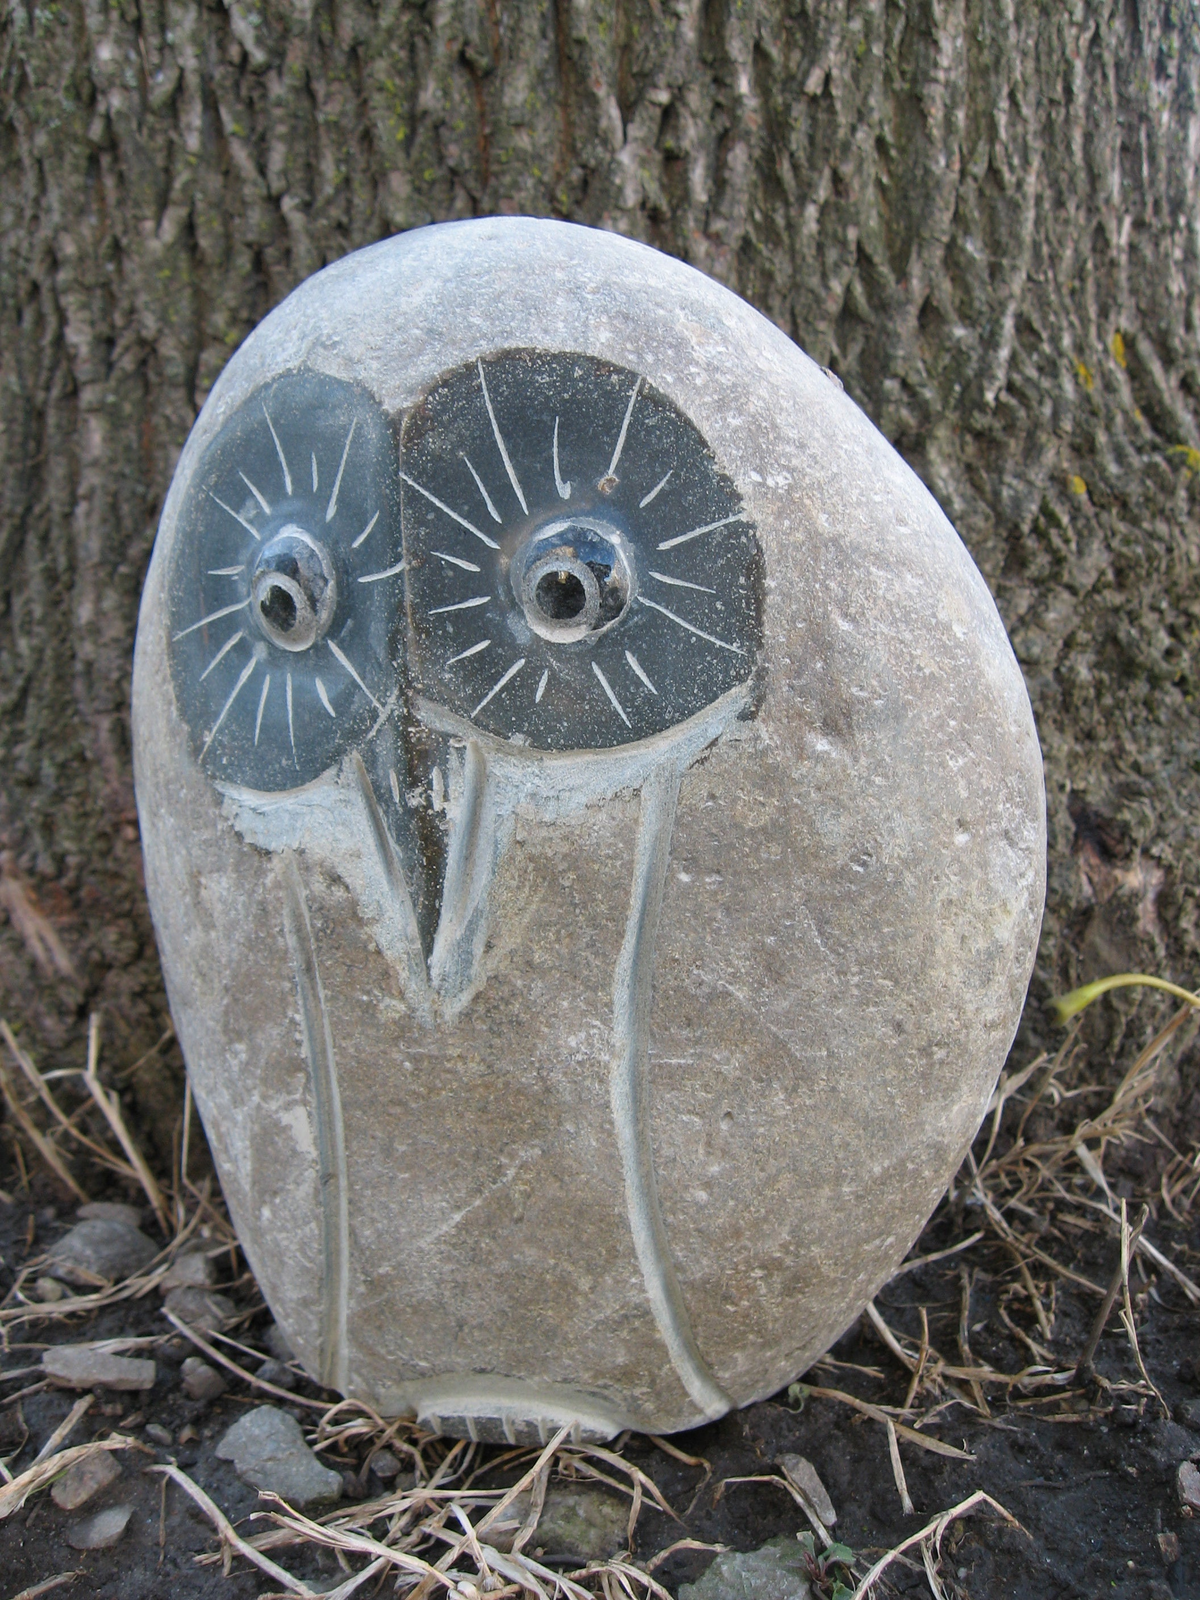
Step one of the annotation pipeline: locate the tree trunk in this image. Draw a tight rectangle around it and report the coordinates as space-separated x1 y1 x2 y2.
2 0 1198 1139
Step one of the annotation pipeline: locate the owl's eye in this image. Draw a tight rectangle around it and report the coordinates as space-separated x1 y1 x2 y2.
400 349 764 752
167 371 402 791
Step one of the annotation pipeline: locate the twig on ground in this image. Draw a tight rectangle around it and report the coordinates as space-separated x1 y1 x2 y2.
847 1490 1021 1600
0 1434 143 1519
82 1012 170 1233
148 1462 318 1594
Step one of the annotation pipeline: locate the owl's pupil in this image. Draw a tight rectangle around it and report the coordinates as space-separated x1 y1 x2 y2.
261 584 298 632
535 570 587 621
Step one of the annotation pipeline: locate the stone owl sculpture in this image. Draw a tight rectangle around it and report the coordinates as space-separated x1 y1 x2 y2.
133 218 1045 1443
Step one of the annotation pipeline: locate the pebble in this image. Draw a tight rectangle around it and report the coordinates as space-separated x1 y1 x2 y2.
159 1250 215 1292
678 1536 814 1600
66 1503 134 1551
255 1357 296 1390
77 1201 145 1229
145 1422 173 1446
51 1449 122 1510
180 1356 227 1402
370 1448 402 1482
264 1322 294 1362
34 1276 67 1302
215 1406 342 1508
163 1285 236 1333
1178 1460 1200 1511
494 1485 628 1560
45 1218 157 1287
779 1453 837 1526
42 1346 156 1392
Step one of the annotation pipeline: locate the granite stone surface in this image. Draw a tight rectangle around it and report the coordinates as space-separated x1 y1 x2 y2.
132 218 1045 1439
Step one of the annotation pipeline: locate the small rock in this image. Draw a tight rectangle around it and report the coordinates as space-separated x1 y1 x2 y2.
370 1448 402 1482
42 1346 156 1392
46 1219 157 1287
215 1406 342 1508
145 1422 173 1446
1159 1530 1181 1563
34 1276 67 1302
66 1503 133 1550
1178 1460 1200 1511
0 1403 25 1453
163 1285 236 1333
495 1485 628 1560
180 1356 227 1402
158 1251 215 1293
779 1454 837 1526
255 1357 296 1391
51 1449 122 1510
77 1201 145 1229
678 1537 813 1600
264 1322 294 1362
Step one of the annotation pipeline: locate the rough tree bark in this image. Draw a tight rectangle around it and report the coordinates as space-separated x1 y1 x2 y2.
2 0 1199 1145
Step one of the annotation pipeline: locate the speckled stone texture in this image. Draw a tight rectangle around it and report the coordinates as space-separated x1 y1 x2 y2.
132 218 1045 1440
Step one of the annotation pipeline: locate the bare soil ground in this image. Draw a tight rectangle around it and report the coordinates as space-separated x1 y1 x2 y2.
3 1000 1200 1600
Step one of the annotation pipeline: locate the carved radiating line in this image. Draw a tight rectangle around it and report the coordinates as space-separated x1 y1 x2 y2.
605 378 642 481
610 768 732 1420
325 421 356 523
625 650 658 695
650 569 716 594
174 598 251 641
657 512 746 551
286 672 297 765
637 595 743 653
472 656 526 717
209 491 261 541
462 454 502 523
351 510 380 550
327 639 382 710
357 560 407 584
315 676 336 717
200 655 257 758
239 471 271 514
399 471 501 550
553 417 571 500
263 404 292 496
281 855 349 1395
430 595 491 616
640 471 672 508
199 629 245 681
311 451 319 492
592 661 631 727
433 550 481 573
478 359 528 514
254 674 271 745
535 669 549 703
446 638 491 666
207 565 245 577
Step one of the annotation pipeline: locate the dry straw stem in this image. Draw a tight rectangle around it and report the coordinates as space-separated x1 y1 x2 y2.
149 1462 320 1595
846 1490 1020 1600
82 1012 170 1233
0 1433 142 1519
8 1574 85 1600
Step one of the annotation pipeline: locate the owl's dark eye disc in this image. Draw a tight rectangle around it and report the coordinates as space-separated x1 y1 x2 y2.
166 371 403 790
400 349 764 752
